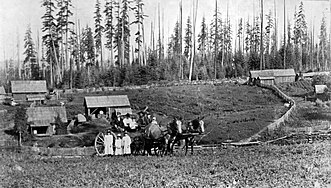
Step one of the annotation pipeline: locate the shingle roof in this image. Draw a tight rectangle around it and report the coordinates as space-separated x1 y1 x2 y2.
27 106 68 127
0 86 5 95
84 95 131 108
250 70 274 78
273 69 296 77
250 69 295 78
11 80 47 93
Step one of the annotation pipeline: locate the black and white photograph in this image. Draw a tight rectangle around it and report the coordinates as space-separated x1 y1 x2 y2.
0 0 331 187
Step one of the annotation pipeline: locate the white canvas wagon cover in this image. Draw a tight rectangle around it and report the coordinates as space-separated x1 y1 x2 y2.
315 85 328 94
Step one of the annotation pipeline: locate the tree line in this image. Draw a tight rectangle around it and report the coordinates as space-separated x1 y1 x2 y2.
0 0 330 89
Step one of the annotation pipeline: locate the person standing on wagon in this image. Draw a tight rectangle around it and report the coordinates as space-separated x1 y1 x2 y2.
104 130 114 156
114 134 123 155
122 132 132 155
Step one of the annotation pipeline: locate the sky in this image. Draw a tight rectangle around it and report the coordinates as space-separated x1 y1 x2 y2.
0 0 330 67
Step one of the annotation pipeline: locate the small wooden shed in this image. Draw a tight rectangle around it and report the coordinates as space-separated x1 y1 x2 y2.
27 106 68 136
11 80 47 101
250 69 295 85
84 95 132 118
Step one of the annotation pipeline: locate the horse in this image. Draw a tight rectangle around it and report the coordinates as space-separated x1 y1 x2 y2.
143 120 172 156
167 117 205 155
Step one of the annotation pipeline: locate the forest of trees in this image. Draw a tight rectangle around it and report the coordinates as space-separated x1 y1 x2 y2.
0 0 330 89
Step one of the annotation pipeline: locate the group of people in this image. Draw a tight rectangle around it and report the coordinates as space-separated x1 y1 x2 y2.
109 110 159 132
104 130 132 156
110 111 139 132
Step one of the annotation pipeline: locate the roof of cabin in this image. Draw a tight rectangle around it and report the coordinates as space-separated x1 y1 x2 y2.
11 80 47 93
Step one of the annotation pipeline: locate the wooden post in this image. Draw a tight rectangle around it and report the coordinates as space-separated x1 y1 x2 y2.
283 0 286 69
260 0 264 70
18 131 22 147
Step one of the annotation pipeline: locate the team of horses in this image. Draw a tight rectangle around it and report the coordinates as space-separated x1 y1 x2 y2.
139 116 205 156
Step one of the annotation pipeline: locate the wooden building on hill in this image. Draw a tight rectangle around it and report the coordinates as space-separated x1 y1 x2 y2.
27 106 68 136
84 95 132 118
250 69 296 85
11 80 47 102
302 71 330 78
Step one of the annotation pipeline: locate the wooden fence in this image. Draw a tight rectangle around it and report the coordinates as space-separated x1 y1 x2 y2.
55 78 248 95
244 83 297 142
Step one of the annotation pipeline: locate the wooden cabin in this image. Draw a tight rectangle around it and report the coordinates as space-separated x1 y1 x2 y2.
11 80 47 102
84 95 132 118
250 69 296 85
27 106 68 136
302 71 330 78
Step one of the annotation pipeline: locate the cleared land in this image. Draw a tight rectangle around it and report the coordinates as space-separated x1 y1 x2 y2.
0 83 287 147
63 83 286 144
1 142 331 187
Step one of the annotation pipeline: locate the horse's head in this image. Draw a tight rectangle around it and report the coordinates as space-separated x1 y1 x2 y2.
189 119 205 134
168 117 183 134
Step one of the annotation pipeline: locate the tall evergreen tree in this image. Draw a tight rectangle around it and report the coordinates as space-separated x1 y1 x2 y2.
264 10 273 69
184 16 192 59
104 0 115 67
94 0 104 69
41 0 59 87
198 16 208 59
23 25 37 80
293 2 308 71
319 14 328 71
132 0 147 66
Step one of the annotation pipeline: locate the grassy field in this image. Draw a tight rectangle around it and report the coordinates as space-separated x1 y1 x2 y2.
1 142 331 187
0 83 287 147
63 83 286 144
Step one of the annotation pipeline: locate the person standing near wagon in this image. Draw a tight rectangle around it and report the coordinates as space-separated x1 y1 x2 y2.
104 130 114 156
122 132 132 155
114 134 123 156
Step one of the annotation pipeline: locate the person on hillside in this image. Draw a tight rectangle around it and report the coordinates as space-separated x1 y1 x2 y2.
104 130 114 156
122 132 132 155
114 134 123 156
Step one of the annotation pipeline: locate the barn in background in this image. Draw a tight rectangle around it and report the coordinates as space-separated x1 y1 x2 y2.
250 69 296 85
27 106 68 136
84 95 132 118
11 80 47 102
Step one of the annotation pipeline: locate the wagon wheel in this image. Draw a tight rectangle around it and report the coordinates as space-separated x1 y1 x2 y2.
153 138 166 156
131 135 145 155
94 131 117 156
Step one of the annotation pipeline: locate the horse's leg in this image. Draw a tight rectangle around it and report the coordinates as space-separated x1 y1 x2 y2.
169 136 176 154
184 138 189 155
190 137 194 155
